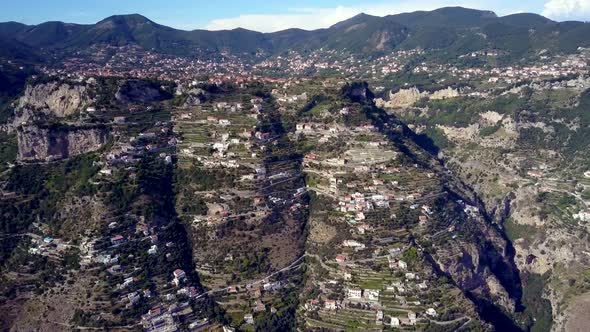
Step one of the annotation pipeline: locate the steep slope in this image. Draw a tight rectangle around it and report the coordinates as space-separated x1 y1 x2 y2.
275 81 525 330
381 74 590 331
497 13 555 28
322 14 409 52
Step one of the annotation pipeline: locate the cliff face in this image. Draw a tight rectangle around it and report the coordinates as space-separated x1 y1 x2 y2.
10 80 109 161
429 211 519 311
115 79 172 103
385 87 427 108
17 125 108 161
431 86 460 100
17 82 90 118
346 89 522 328
376 87 461 108
182 88 208 107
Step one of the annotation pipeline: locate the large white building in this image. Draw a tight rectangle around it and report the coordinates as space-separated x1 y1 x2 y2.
385 316 400 327
347 288 362 299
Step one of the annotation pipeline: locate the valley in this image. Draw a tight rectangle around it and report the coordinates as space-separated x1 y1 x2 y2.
0 5 589 332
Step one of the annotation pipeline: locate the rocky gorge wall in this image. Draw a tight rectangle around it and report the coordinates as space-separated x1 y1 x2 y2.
375 86 461 108
17 82 90 118
17 125 108 161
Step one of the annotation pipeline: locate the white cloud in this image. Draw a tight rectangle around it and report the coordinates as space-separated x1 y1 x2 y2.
205 6 358 32
542 0 590 20
204 1 506 32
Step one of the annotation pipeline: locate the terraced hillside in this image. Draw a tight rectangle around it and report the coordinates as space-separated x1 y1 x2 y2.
0 75 579 332
379 73 590 331
172 84 308 331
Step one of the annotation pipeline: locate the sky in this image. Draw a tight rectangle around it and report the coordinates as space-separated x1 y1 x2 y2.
1 0 589 32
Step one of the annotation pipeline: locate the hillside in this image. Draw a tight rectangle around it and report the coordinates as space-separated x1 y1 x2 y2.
1 7 590 60
0 4 589 332
0 73 533 331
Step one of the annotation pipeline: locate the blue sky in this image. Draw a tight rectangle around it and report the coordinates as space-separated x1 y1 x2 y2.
1 0 589 32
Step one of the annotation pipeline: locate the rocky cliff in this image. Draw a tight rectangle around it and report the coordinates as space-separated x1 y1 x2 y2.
376 86 461 108
115 79 172 103
378 87 426 108
17 125 108 161
17 82 90 118
431 86 460 100
183 88 208 107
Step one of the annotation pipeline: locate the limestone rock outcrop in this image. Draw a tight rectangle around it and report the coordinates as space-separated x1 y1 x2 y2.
430 87 460 100
17 82 90 118
377 86 461 108
17 125 109 161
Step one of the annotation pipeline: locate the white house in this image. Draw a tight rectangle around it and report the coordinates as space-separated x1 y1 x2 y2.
426 308 438 317
376 310 384 325
386 316 400 327
364 289 380 302
347 288 362 299
324 300 337 310
173 269 186 280
573 210 590 222
398 260 408 270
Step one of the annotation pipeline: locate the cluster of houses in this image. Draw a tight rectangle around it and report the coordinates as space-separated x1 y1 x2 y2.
171 90 316 330
290 106 454 329
408 53 588 84
176 100 266 171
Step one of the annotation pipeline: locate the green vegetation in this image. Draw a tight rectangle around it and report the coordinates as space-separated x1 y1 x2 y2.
0 101 15 124
517 88 590 158
0 64 36 117
479 124 501 137
414 126 454 154
0 132 17 166
1 154 99 237
62 248 81 270
255 286 300 331
175 164 236 191
516 273 553 332
402 247 419 263
534 191 578 221
503 218 539 242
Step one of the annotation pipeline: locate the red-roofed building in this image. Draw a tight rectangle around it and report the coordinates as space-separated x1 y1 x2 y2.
173 269 186 280
110 235 125 245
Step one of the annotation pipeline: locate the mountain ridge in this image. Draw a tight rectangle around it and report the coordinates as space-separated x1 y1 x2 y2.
1 7 589 59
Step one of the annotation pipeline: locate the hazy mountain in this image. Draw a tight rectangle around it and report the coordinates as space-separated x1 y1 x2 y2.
0 7 589 60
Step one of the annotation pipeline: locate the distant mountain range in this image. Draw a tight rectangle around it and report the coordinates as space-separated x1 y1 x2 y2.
1 7 590 61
